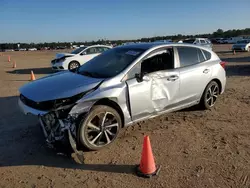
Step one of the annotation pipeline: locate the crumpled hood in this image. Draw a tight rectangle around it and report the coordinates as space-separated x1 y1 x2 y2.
19 71 103 102
56 53 75 59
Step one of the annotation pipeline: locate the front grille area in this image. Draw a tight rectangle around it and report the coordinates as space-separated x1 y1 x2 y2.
20 94 55 111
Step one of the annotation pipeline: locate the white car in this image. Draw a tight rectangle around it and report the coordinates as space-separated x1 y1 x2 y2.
232 40 250 52
51 45 112 70
182 38 213 50
226 37 244 44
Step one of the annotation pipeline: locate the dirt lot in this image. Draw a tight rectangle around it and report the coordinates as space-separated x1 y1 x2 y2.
0 45 250 188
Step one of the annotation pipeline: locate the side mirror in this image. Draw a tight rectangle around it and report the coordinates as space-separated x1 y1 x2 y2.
135 72 149 82
135 73 142 82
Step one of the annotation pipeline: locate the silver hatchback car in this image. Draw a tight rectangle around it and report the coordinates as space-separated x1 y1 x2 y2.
18 42 226 152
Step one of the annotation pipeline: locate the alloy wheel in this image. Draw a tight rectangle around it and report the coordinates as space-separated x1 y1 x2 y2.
206 83 219 107
85 111 119 147
69 62 79 70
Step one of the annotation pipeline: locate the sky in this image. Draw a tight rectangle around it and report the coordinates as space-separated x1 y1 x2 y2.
0 0 250 43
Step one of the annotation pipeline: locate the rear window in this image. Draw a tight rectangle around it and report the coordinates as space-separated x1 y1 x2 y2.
202 50 211 60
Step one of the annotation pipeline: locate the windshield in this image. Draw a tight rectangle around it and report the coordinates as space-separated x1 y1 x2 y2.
77 47 145 78
183 39 195 44
237 40 248 44
71 47 87 54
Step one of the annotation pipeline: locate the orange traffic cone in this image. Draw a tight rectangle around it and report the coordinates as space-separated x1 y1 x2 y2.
136 135 160 178
8 55 11 62
30 71 36 81
12 61 16 68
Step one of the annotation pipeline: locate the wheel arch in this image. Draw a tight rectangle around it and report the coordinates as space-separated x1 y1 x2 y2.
199 78 223 102
93 98 125 127
210 78 222 94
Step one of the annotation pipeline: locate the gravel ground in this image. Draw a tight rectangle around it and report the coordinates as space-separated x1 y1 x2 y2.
0 45 250 188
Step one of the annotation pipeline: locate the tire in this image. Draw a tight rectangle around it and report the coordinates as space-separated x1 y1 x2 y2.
68 61 80 70
77 105 122 151
199 81 220 110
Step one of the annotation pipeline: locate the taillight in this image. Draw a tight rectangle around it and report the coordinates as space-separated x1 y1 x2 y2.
220 61 226 69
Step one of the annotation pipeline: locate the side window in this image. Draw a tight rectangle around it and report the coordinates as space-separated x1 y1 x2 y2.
86 47 97 54
103 47 110 51
177 47 206 67
94 47 111 53
141 47 174 74
200 40 206 44
202 50 211 60
95 47 104 53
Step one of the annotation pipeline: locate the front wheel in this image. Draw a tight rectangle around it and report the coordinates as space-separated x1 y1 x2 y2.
77 105 122 151
68 61 80 70
199 81 220 110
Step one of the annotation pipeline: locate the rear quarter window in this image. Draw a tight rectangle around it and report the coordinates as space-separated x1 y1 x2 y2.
202 50 212 60
177 47 206 67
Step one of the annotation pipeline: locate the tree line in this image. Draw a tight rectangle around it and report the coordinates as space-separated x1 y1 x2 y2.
1 28 250 50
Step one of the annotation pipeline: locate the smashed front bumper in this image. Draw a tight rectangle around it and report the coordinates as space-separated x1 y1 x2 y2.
18 98 48 116
18 98 84 161
19 98 74 142
51 61 67 70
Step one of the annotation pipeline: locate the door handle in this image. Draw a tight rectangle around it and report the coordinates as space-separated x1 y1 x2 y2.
203 69 210 74
167 75 179 81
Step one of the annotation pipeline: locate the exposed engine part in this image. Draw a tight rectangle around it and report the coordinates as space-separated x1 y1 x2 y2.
39 113 64 143
39 112 77 143
39 111 84 163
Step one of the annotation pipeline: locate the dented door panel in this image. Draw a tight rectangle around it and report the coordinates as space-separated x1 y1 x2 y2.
126 70 180 121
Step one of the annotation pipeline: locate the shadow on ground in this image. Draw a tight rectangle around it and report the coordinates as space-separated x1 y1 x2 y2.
226 64 250 77
0 96 136 175
216 51 233 54
6 67 54 75
222 56 250 63
219 55 250 76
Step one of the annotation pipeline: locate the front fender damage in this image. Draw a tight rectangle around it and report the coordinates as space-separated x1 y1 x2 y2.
69 100 96 116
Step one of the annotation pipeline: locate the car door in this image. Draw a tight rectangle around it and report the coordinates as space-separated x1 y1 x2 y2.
125 47 180 121
79 47 99 64
176 46 212 105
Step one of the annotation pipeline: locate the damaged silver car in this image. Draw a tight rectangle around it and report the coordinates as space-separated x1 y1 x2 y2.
18 42 226 153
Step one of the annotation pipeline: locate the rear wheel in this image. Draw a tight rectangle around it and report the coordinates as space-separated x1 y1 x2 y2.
77 105 122 151
68 61 80 70
199 81 220 110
